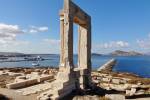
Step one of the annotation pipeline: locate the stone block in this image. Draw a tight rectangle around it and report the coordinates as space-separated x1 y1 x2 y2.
102 78 110 82
0 70 3 73
131 88 136 94
31 72 40 75
8 72 23 77
38 75 54 82
109 84 128 91
15 76 26 82
126 88 136 96
6 79 38 89
126 90 131 96
105 94 125 100
136 89 145 95
96 77 101 80
120 79 127 84
73 95 99 100
112 79 120 84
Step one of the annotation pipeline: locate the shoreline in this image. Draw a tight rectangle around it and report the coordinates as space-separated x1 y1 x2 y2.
92 59 150 99
0 55 150 78
0 65 149 78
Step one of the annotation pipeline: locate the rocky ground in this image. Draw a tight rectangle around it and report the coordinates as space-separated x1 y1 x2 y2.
0 67 58 87
0 75 16 88
92 71 150 100
0 67 58 100
0 67 149 100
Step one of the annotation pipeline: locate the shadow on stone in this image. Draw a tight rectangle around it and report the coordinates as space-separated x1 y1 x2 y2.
60 86 113 100
0 94 11 100
61 85 150 100
126 94 150 99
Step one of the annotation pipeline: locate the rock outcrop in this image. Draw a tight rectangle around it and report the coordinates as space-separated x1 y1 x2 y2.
92 72 150 97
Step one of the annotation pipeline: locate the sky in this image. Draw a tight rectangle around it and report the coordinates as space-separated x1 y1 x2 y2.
0 0 150 54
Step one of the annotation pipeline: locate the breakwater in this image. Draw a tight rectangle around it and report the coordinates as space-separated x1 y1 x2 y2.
97 59 116 72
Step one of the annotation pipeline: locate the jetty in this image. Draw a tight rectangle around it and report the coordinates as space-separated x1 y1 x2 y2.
97 59 117 72
94 58 150 99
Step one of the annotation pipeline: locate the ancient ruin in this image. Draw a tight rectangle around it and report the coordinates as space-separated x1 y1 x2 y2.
59 0 92 89
38 0 92 99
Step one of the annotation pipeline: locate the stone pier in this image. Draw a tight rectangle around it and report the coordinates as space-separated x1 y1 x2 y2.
38 0 92 99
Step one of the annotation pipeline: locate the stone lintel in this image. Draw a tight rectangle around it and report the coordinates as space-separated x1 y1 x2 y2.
61 0 91 26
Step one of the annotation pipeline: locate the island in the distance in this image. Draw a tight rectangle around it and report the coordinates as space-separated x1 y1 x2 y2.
92 50 144 56
0 50 145 58
109 50 143 56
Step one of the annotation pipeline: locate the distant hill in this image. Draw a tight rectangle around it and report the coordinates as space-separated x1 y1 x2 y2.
92 53 102 56
110 50 143 56
0 51 144 57
144 52 150 55
0 52 27 57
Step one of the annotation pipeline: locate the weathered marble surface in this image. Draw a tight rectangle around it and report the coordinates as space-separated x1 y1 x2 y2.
38 0 92 99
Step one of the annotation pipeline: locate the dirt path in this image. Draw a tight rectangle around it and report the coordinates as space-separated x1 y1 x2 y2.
0 88 38 100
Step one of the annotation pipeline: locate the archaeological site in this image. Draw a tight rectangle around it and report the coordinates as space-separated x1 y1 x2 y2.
0 0 149 100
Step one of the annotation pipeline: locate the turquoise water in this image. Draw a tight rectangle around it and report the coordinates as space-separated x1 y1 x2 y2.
0 55 150 78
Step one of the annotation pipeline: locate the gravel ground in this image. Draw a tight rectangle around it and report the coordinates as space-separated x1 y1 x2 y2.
0 88 38 100
0 75 16 88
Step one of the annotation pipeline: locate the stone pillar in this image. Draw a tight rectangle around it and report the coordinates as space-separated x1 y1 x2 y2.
37 1 92 99
60 16 65 67
78 20 91 89
60 0 74 69
87 19 92 87
78 25 88 69
62 13 74 69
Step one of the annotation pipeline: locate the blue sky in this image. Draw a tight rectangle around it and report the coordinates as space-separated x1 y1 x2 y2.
0 0 150 54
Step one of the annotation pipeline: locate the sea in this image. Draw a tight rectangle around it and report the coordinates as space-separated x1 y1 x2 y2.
0 54 150 78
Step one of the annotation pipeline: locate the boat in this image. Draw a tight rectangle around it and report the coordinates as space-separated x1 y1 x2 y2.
32 62 40 67
25 55 44 61
37 56 44 61
32 56 41 67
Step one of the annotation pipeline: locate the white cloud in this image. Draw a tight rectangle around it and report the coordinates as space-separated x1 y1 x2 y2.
29 26 48 33
0 23 50 53
38 27 48 31
0 23 31 51
94 41 129 49
0 23 48 46
42 39 60 54
29 29 38 33
0 23 23 33
0 23 26 46
43 38 60 45
137 34 150 49
148 33 150 38
0 40 30 53
11 40 29 46
0 23 24 40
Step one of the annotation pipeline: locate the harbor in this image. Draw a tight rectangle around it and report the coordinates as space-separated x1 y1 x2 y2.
0 59 149 100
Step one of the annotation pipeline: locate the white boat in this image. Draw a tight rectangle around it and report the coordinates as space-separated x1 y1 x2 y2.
32 56 40 67
32 62 40 66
